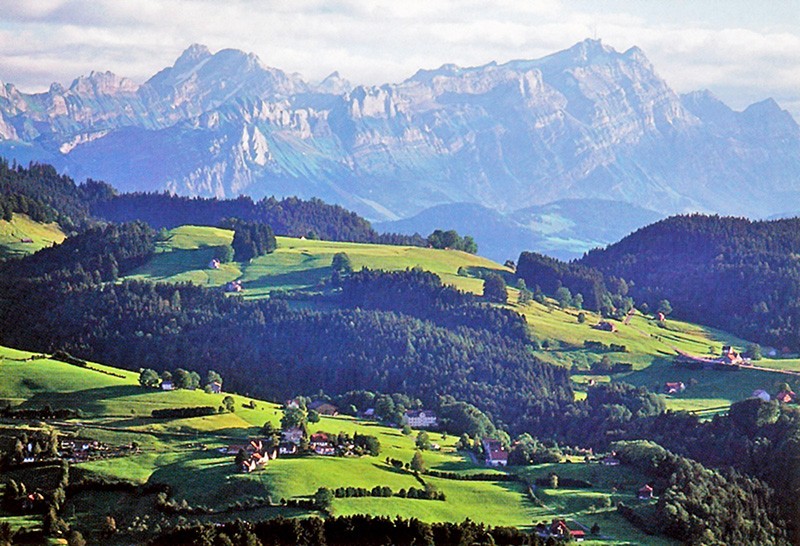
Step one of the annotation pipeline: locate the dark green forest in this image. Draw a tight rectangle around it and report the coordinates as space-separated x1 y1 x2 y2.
148 515 545 546
580 214 800 349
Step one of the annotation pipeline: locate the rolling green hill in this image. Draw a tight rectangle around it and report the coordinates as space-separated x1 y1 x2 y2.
0 213 65 259
126 225 511 297
0 344 673 545
121 225 800 415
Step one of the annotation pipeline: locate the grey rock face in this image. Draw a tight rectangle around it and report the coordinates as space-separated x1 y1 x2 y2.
0 39 797 222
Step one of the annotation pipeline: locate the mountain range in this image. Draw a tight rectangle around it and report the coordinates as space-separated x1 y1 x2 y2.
1 39 798 258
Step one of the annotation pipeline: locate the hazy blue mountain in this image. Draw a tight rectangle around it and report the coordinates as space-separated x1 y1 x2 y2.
376 199 663 262
1 39 797 226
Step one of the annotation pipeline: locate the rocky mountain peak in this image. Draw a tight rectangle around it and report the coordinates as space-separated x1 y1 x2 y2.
175 43 213 68
0 39 797 225
741 98 800 138
681 90 736 127
68 71 139 96
542 38 615 67
316 71 352 94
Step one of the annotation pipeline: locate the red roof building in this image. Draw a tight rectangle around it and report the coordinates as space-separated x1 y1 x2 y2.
482 438 509 466
776 390 796 404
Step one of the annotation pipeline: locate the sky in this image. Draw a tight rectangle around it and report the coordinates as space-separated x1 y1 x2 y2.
0 0 798 118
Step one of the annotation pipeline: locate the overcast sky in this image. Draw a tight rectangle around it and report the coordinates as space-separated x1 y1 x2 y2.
1 0 798 118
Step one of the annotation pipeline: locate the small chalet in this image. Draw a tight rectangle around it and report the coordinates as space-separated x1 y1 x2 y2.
309 401 339 416
284 398 301 409
224 280 243 293
241 452 268 473
664 382 686 395
482 438 508 467
208 259 221 269
593 321 617 333
601 454 620 466
160 381 174 391
752 389 771 402
20 238 34 244
403 410 438 429
776 390 796 404
657 312 666 322
310 432 330 447
720 346 743 365
546 520 585 541
209 381 222 394
278 442 298 456
310 432 336 455
362 408 376 418
281 427 304 445
638 484 654 499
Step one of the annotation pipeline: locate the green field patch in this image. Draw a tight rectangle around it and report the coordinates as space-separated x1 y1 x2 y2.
0 213 65 258
159 225 234 250
125 227 511 297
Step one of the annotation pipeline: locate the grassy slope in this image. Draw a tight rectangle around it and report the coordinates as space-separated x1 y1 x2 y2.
127 226 511 296
124 225 800 413
510 300 789 411
0 344 672 544
0 213 65 258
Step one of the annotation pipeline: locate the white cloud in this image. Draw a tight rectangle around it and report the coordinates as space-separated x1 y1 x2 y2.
0 0 797 118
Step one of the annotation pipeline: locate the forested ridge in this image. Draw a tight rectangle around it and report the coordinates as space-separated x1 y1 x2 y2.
0 223 573 434
614 439 789 545
0 159 423 246
0 160 107 230
92 191 424 245
340 269 528 341
579 214 800 349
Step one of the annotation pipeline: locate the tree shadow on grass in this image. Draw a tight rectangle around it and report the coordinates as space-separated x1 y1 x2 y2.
149 448 278 509
430 458 490 473
20 385 146 416
241 266 331 291
130 248 218 279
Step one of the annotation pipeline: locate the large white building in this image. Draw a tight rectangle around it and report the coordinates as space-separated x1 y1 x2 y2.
403 410 438 429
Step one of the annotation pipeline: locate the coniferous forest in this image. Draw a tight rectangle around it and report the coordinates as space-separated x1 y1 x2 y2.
580 214 800 349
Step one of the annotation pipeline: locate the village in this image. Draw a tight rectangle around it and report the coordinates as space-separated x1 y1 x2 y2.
221 399 523 473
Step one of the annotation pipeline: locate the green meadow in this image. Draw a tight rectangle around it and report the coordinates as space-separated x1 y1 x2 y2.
0 213 65 258
1 343 678 544
126 226 511 297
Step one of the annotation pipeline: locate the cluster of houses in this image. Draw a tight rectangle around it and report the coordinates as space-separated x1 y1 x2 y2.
222 440 275 473
58 438 137 463
534 520 586 542
752 388 796 404
676 345 750 370
224 424 370 472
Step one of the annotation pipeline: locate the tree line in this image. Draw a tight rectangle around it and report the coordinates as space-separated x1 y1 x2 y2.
147 515 545 546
